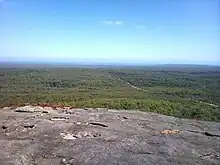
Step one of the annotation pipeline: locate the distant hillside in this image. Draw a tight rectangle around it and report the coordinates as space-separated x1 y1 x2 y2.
0 66 220 121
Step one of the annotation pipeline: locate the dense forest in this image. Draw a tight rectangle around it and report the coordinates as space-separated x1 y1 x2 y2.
0 65 220 121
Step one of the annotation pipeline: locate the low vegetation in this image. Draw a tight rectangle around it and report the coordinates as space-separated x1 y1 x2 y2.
0 65 220 121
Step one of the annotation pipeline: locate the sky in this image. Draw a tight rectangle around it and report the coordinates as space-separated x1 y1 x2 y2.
0 0 220 65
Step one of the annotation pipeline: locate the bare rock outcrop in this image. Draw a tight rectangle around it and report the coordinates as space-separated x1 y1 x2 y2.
0 106 220 165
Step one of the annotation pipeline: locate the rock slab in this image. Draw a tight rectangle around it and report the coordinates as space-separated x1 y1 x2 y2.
0 106 220 165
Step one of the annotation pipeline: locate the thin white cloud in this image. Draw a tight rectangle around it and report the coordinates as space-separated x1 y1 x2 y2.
103 20 124 26
103 20 114 25
136 25 146 29
115 21 124 25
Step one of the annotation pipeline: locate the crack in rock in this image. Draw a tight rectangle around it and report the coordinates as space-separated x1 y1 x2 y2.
188 130 220 138
2 125 8 130
23 125 35 129
89 122 108 127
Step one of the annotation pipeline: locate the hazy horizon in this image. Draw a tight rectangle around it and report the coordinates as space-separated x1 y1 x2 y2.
1 0 219 65
1 60 220 67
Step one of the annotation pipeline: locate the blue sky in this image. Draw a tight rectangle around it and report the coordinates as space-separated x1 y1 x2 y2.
0 0 219 65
